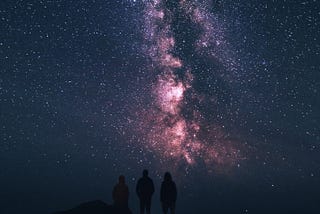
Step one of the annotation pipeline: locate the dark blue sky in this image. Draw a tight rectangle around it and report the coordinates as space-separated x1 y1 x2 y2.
1 0 320 213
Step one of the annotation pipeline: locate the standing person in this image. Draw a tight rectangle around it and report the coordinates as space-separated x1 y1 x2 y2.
160 172 177 214
136 169 155 214
112 175 131 214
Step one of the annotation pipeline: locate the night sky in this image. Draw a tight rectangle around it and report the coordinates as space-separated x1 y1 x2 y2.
1 0 320 213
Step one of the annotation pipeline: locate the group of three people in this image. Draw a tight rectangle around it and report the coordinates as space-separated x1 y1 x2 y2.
113 169 177 214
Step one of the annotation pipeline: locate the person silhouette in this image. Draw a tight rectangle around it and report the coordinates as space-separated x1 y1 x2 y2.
112 175 130 214
136 169 155 214
160 172 177 214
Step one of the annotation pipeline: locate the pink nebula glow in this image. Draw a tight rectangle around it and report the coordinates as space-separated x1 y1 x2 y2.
131 0 245 173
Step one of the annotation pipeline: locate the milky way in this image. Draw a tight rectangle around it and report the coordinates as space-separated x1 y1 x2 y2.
129 0 245 173
1 0 319 213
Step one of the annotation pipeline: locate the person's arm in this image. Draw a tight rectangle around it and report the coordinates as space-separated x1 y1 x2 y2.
126 186 129 199
173 182 177 202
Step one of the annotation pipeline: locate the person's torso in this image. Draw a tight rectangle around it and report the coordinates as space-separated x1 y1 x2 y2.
114 184 129 202
138 177 153 196
162 181 176 201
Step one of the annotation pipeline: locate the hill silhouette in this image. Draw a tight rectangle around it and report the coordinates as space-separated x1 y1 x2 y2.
53 200 132 214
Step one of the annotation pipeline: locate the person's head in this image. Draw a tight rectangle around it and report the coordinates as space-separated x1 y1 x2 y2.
118 175 125 184
143 169 148 177
164 172 172 182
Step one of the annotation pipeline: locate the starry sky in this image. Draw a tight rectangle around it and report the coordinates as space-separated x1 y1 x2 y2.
1 0 320 213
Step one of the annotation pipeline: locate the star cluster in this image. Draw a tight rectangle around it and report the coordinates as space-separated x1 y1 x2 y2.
127 0 244 172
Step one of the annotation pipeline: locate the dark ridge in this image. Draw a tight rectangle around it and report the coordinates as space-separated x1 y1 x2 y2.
52 200 132 214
